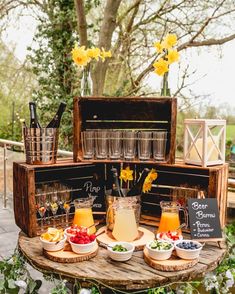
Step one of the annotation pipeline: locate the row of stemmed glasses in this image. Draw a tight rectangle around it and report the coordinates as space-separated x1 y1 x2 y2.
35 183 71 231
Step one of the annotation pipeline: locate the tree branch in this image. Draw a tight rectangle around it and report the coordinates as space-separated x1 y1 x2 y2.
74 0 87 46
178 33 235 50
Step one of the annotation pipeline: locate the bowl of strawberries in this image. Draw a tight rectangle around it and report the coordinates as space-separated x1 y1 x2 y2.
156 231 183 243
69 229 97 254
64 225 83 239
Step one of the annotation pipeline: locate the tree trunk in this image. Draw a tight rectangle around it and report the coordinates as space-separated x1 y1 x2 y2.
92 0 122 95
74 0 88 46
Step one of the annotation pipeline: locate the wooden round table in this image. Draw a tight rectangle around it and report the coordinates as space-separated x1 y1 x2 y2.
18 231 226 291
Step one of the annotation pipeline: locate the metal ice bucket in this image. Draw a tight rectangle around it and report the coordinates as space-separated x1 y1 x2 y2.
105 189 141 231
23 127 59 165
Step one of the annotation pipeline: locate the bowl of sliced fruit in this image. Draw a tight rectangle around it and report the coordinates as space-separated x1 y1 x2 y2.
156 231 183 243
40 228 66 252
107 242 135 261
146 240 174 260
69 230 97 254
175 240 203 260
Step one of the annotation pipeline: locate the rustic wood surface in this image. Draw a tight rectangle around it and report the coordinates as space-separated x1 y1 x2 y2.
18 231 226 291
43 242 99 263
143 248 198 272
96 226 155 251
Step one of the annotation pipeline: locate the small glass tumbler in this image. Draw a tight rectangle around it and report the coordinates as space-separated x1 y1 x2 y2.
153 131 167 161
109 130 122 159
95 130 109 159
123 130 136 160
82 130 94 159
138 131 152 160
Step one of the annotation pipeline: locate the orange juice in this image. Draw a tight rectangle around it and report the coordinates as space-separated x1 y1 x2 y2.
158 212 181 233
73 208 96 234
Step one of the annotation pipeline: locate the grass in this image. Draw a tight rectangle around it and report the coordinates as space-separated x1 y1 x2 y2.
227 125 235 141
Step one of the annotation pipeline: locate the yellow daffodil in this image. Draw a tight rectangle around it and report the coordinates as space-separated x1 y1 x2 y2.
154 41 163 54
100 48 112 62
120 166 134 183
87 47 101 61
153 58 169 76
71 45 90 66
142 181 152 193
142 169 158 193
147 169 158 182
162 33 177 49
166 49 179 64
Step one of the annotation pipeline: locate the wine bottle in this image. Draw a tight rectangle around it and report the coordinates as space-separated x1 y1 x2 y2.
126 168 150 196
46 102 67 128
110 167 124 197
29 102 41 128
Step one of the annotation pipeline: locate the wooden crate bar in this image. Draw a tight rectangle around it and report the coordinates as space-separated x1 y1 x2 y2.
13 161 106 237
13 160 228 237
73 97 177 164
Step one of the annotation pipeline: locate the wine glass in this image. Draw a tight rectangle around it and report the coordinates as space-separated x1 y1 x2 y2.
35 187 46 232
62 184 71 227
49 188 58 227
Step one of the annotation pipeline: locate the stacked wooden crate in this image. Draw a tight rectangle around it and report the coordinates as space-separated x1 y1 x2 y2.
13 97 228 237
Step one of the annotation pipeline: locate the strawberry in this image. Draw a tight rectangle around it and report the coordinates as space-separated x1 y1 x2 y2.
89 234 96 241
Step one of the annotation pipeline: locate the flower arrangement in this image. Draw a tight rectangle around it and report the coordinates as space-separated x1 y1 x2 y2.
71 45 112 67
119 166 157 193
71 45 112 96
153 33 179 96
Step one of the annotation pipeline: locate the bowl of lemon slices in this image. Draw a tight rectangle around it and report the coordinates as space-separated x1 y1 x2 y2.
40 228 66 252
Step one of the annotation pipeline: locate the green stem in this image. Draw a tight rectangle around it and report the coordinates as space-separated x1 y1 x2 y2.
161 72 171 97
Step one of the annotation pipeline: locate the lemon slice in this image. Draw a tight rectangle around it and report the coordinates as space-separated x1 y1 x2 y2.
41 232 53 242
51 231 60 242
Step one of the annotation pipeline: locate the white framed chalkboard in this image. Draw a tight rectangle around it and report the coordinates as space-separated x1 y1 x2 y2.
188 198 223 241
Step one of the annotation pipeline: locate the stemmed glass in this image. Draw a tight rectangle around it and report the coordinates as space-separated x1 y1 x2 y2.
62 185 71 227
35 187 46 232
49 188 58 227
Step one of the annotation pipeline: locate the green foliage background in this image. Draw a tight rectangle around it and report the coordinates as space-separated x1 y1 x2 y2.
27 0 79 149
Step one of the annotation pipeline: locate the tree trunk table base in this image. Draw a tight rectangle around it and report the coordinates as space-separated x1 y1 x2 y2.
43 242 99 263
143 248 198 271
18 231 226 291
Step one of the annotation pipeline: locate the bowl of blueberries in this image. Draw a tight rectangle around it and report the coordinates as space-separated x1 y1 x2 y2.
174 240 203 260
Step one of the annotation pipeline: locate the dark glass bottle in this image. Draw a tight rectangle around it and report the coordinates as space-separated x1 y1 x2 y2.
126 168 150 196
29 102 41 128
110 167 124 197
46 102 67 128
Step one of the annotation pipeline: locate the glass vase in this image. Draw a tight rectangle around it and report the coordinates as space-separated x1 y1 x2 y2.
160 72 171 96
81 64 93 96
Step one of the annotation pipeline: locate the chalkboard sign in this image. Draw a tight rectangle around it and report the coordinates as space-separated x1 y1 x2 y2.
188 198 222 240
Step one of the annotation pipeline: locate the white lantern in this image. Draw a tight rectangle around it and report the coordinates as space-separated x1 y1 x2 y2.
184 119 226 167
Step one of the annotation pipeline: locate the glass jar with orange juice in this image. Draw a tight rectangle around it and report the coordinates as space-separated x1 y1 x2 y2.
73 197 96 234
158 201 186 234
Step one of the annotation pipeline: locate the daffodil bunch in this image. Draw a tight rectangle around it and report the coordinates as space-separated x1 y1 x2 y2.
142 169 158 193
71 45 112 67
153 34 179 76
153 34 179 96
120 166 134 189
